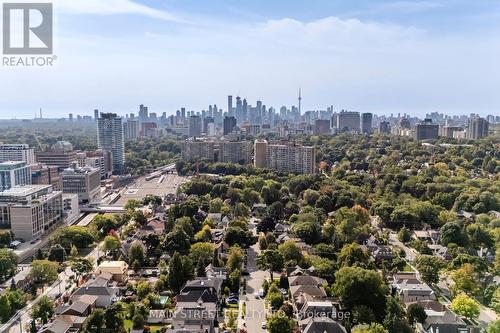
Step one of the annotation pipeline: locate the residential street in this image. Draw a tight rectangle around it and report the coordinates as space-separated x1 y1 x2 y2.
2 246 102 333
238 220 268 333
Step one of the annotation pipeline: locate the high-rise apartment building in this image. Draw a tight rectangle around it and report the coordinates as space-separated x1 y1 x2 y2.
0 185 63 241
223 116 237 135
228 95 233 117
219 141 253 165
337 111 360 133
313 119 331 135
60 165 101 204
266 144 316 174
97 113 125 174
414 119 439 140
181 140 215 162
94 109 100 121
0 161 32 192
254 139 268 168
254 140 315 174
188 115 202 137
379 121 391 134
124 119 140 140
0 144 35 164
467 117 489 140
361 113 373 134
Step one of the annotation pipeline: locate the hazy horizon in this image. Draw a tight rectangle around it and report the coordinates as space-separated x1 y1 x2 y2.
1 0 500 118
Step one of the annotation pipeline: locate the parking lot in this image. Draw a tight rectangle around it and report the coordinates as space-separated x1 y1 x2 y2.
112 173 189 207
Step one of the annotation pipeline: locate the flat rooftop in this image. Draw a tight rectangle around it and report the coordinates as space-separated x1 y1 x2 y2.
0 185 52 197
0 161 27 169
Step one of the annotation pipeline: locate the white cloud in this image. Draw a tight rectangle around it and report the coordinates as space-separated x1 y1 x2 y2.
55 0 186 23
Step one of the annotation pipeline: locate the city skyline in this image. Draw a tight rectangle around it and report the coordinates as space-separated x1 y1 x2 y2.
2 0 500 118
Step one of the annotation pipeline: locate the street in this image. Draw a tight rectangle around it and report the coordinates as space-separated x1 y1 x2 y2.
238 220 268 333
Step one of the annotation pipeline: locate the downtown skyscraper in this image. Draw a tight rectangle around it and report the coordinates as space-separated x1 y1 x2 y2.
97 113 125 174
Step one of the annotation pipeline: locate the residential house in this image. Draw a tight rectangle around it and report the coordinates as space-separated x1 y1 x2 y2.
55 295 97 317
298 317 347 333
372 246 395 264
289 275 327 310
428 244 453 261
95 260 129 282
391 272 436 304
413 300 468 333
72 279 119 308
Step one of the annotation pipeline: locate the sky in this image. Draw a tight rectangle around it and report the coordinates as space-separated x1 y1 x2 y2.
1 0 500 119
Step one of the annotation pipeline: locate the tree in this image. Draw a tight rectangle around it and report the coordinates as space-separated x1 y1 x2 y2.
128 243 145 267
104 303 123 330
102 235 120 254
168 252 185 293
86 308 105 332
257 250 284 280
267 310 294 333
136 281 151 298
226 247 244 274
71 257 93 284
266 285 284 310
383 296 413 333
132 313 144 329
487 320 500 333
194 225 212 242
165 226 191 253
397 227 411 243
277 240 303 266
451 263 479 295
31 260 59 284
337 243 370 268
333 267 388 321
0 294 11 322
190 242 214 266
292 220 322 245
441 222 468 247
450 293 480 320
352 323 389 333
31 296 54 324
124 199 142 210
224 226 255 248
51 225 95 248
414 255 444 284
407 303 427 324
143 194 162 207
0 248 17 282
91 215 118 237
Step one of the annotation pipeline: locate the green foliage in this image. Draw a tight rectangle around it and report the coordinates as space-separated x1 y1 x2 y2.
352 323 388 333
337 243 370 268
51 225 95 248
31 260 59 284
441 222 469 247
333 266 388 321
450 293 480 320
267 310 294 333
31 296 54 324
277 240 304 266
415 255 445 284
0 249 17 282
190 242 214 266
487 320 500 333
397 227 411 243
407 303 427 324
